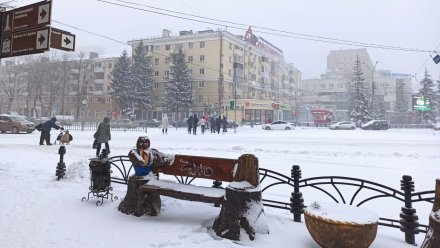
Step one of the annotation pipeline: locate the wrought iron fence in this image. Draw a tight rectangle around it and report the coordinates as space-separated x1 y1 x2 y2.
107 155 434 245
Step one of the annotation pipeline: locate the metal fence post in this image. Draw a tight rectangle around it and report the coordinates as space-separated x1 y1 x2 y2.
56 146 66 180
400 175 420 245
290 165 304 222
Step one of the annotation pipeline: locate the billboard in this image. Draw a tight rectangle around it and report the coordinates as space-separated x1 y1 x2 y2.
412 95 431 111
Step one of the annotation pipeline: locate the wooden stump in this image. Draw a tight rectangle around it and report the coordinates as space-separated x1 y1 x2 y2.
118 176 161 217
421 179 440 248
212 185 268 241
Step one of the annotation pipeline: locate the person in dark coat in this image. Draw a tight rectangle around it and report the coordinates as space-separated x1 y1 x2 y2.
94 116 111 157
192 114 199 135
215 115 222 134
222 115 228 133
39 117 63 145
186 116 193 134
209 115 216 133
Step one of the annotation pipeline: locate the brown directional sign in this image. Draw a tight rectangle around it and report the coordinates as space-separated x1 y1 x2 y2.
0 26 50 58
1 0 51 34
51 28 75 51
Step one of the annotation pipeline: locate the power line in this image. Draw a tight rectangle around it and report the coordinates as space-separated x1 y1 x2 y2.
98 0 433 53
52 20 224 74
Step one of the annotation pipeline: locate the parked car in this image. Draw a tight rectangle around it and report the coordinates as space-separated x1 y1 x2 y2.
361 120 389 130
0 114 36 133
329 121 356 130
227 120 238 128
111 119 136 129
433 123 440 130
262 120 295 130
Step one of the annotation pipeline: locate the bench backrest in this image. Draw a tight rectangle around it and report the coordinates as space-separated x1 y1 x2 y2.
156 154 238 182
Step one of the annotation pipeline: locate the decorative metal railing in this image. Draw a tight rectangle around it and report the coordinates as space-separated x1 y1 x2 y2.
107 156 434 245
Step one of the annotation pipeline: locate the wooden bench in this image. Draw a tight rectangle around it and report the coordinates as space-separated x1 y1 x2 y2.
118 152 267 241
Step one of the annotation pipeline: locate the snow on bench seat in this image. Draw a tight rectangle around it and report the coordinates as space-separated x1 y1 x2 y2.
139 179 225 204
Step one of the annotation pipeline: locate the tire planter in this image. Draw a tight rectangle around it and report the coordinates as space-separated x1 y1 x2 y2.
304 202 378 248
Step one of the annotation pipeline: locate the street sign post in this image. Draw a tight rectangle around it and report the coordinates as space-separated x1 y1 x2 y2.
51 28 75 51
0 1 74 59
1 0 51 34
1 26 50 58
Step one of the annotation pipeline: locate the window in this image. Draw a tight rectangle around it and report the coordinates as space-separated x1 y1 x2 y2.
229 56 232 63
108 63 112 69
155 45 160 51
107 74 111 80
229 69 232 76
189 69 193 75
198 81 205 88
175 43 182 49
94 72 104 79
188 56 193 62
198 95 204 101
200 41 205 48
154 96 158 102
154 82 159 88
154 71 159 77
155 58 159 65
188 42 193 48
165 44 170 50
229 43 232 49
199 68 205 75
199 55 205 62
164 70 170 76
165 57 170 63
94 62 102 68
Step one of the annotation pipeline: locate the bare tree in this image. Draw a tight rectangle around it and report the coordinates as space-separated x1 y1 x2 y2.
0 61 18 113
75 52 94 119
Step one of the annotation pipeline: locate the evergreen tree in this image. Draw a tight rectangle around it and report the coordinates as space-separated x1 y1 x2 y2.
111 50 132 111
435 79 440 122
131 41 154 119
417 69 435 123
349 56 371 124
163 49 193 120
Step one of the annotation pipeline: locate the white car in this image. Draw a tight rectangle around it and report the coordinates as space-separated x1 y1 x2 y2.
262 121 295 130
329 121 356 130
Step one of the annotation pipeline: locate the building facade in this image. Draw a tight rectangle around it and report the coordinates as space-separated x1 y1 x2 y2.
130 28 300 124
0 53 118 121
298 49 413 123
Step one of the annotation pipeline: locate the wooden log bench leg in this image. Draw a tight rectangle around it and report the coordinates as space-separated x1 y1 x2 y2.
421 179 440 248
212 154 269 241
118 176 161 217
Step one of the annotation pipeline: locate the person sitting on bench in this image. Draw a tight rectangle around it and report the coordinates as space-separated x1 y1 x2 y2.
128 136 155 179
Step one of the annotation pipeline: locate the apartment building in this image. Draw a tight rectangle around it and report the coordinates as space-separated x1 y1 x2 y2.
129 28 300 124
0 53 118 120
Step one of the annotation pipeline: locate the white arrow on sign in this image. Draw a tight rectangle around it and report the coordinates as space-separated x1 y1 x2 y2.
35 29 49 49
61 33 74 50
38 3 50 24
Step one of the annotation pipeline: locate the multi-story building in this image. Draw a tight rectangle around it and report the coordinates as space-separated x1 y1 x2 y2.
298 49 413 123
0 53 118 120
129 28 300 124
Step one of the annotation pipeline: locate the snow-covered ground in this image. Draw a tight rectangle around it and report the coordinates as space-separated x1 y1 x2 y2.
0 126 438 248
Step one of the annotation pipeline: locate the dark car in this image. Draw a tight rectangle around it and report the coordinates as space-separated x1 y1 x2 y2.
227 120 238 128
361 120 389 130
0 114 36 133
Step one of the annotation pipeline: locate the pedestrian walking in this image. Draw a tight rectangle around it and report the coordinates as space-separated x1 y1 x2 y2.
222 115 228 133
215 115 222 134
94 116 111 157
38 117 63 145
210 115 216 133
186 116 193 134
199 116 206 134
192 114 199 135
161 114 169 134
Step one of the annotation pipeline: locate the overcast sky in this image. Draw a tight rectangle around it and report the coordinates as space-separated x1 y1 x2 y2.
13 0 440 83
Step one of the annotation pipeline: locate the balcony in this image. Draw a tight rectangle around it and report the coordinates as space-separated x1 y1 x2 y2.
94 67 104 73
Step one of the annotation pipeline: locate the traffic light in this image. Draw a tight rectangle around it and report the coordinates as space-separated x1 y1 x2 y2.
229 100 235 110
